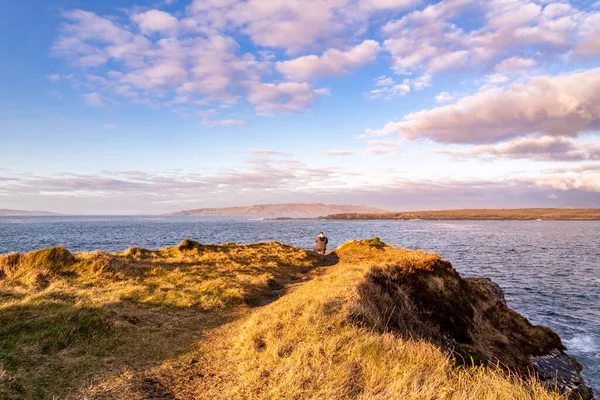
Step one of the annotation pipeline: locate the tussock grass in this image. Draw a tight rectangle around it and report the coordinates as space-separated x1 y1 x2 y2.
213 240 562 399
0 246 77 286
91 239 566 400
0 240 324 399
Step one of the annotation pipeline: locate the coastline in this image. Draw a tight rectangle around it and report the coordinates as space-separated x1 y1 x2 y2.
0 239 595 398
320 208 600 221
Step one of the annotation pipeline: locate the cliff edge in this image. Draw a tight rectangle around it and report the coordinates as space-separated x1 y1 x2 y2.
0 239 594 399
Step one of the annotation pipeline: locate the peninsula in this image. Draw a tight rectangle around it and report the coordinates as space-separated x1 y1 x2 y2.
322 208 600 220
170 203 387 217
0 239 593 399
0 209 60 216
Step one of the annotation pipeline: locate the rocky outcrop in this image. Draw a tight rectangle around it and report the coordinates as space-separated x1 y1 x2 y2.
351 247 594 399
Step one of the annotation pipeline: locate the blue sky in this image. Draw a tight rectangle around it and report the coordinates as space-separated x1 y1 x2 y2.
1 0 599 214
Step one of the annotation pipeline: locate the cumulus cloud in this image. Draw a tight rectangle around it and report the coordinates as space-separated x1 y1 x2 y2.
367 75 410 99
573 13 600 57
381 0 600 83
244 81 327 116
132 10 179 34
276 40 380 81
186 0 418 54
494 56 536 72
367 68 600 144
51 9 321 116
439 136 600 162
198 109 247 126
435 91 453 104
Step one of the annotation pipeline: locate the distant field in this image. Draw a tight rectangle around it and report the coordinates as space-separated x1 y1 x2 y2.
322 208 600 220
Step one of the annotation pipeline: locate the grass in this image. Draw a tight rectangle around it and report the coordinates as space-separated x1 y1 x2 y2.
78 239 569 400
0 240 325 399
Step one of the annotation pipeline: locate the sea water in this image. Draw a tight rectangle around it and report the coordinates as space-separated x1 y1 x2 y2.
1 216 598 391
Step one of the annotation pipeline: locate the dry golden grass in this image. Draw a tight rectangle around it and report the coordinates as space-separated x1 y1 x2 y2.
80 239 567 400
0 240 324 399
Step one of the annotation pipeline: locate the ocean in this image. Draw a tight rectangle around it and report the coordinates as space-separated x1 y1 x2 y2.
1 216 598 391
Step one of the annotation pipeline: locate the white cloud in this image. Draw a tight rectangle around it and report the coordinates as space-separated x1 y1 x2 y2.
494 56 536 72
51 9 322 116
247 149 290 156
198 109 247 126
82 92 105 106
324 150 354 156
49 1 600 121
219 119 247 126
132 10 179 34
244 81 327 116
123 63 188 90
367 76 410 100
380 0 599 82
3 162 600 213
276 40 380 81
367 68 600 144
366 140 402 157
103 123 117 129
439 135 600 162
186 0 418 54
573 13 600 57
435 91 453 104
375 76 394 87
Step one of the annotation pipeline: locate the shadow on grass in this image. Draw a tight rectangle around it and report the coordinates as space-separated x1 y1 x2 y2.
0 241 337 399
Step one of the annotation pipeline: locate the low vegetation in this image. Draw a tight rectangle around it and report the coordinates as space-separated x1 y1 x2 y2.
0 240 324 398
0 238 579 399
322 208 600 220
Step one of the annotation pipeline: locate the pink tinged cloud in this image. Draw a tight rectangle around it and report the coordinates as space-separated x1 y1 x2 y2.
439 136 600 162
324 150 354 156
132 10 179 34
574 13 600 57
494 56 536 72
367 68 600 144
275 40 381 81
185 0 417 54
244 81 326 116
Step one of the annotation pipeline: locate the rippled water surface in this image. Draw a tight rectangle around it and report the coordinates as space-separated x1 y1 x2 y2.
1 216 599 392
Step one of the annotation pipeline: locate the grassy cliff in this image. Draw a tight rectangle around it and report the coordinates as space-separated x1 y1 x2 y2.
0 240 590 399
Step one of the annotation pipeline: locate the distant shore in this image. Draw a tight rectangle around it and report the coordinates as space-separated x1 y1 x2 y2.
320 208 600 221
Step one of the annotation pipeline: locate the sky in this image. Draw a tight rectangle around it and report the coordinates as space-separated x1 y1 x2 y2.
0 0 599 214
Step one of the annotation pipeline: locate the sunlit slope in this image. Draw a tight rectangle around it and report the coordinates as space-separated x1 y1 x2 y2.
81 239 590 399
0 241 325 399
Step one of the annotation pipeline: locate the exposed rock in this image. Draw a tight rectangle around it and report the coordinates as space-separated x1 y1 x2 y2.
352 250 594 399
531 349 595 400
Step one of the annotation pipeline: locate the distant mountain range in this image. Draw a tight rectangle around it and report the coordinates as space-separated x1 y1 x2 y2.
170 203 387 217
0 209 60 216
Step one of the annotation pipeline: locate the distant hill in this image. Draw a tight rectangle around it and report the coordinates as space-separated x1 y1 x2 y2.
322 208 600 220
170 203 387 217
0 209 60 216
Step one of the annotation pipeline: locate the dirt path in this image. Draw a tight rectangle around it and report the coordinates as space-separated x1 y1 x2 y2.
77 252 339 399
